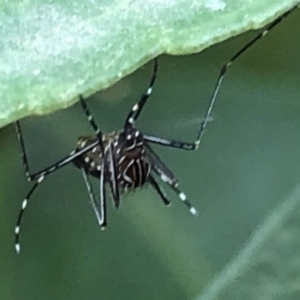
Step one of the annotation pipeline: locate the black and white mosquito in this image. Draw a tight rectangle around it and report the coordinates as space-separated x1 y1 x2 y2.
14 3 299 253
14 58 205 254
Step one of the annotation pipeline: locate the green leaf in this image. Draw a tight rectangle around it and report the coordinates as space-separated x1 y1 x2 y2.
0 0 298 128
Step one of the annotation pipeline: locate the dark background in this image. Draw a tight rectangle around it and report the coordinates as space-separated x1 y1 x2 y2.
0 9 300 300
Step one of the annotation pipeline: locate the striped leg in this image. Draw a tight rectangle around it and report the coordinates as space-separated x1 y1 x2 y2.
14 142 104 254
14 122 102 253
149 175 171 206
14 176 45 253
146 145 197 215
29 141 100 180
79 95 121 209
15 120 100 180
124 58 158 127
107 143 120 208
145 143 179 186
144 135 198 151
145 4 300 152
15 121 35 181
81 168 106 227
151 164 198 215
79 95 105 152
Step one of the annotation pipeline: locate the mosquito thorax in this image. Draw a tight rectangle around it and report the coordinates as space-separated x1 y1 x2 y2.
72 128 150 189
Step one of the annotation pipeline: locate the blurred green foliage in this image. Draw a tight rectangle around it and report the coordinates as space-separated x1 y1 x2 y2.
0 7 300 300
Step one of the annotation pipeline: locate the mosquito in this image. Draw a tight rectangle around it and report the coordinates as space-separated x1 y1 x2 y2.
14 58 206 254
14 3 299 253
